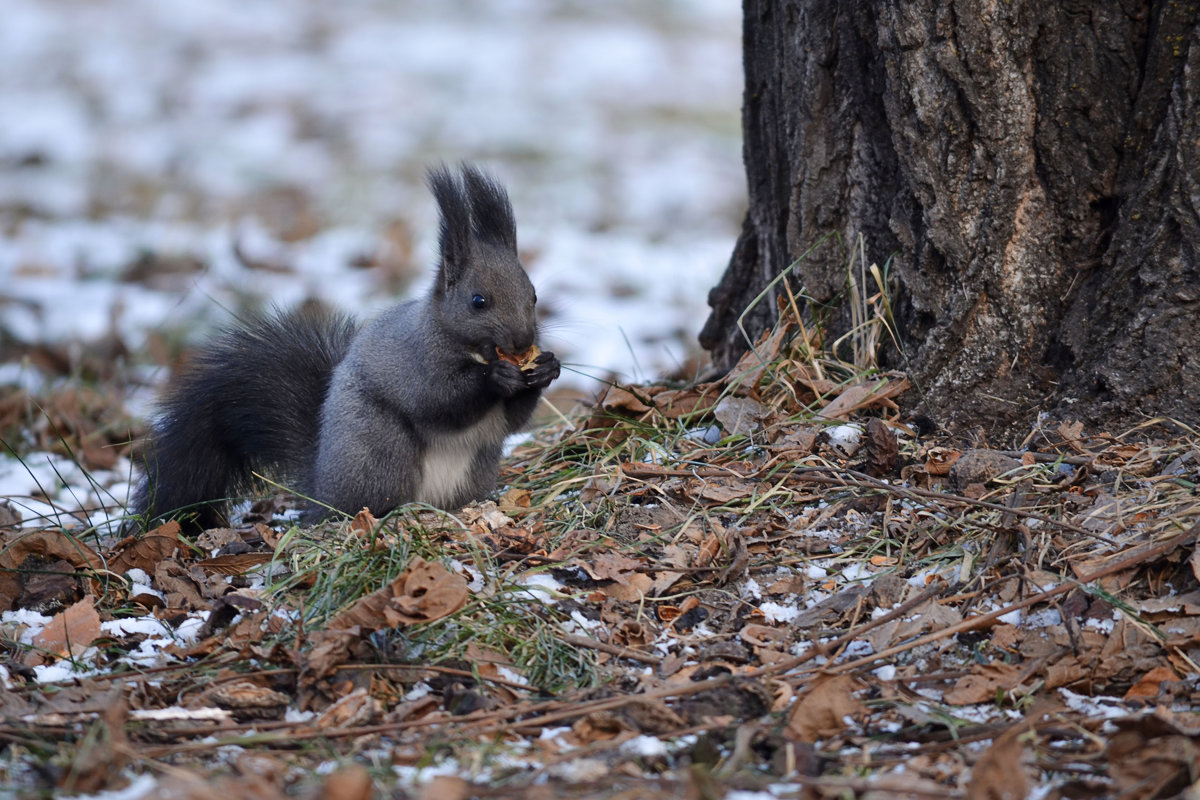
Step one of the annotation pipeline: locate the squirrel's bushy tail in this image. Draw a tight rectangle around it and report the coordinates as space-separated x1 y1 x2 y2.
133 306 356 529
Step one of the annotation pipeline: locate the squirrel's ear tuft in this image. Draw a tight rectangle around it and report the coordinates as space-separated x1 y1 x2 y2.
461 164 517 251
428 164 472 288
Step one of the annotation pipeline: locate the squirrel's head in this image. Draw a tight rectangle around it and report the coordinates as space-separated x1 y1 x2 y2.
427 164 538 361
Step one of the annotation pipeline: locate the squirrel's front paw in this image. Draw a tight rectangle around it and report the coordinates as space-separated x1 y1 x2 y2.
523 351 561 390
488 360 529 397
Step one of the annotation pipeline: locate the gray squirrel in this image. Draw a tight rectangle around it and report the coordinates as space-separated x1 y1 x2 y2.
133 164 560 529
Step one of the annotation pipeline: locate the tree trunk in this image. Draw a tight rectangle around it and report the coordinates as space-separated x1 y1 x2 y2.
701 1 1200 441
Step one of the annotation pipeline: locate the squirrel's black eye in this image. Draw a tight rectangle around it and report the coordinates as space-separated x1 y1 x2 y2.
471 294 488 310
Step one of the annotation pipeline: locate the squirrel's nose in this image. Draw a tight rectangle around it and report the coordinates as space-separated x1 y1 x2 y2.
510 330 536 353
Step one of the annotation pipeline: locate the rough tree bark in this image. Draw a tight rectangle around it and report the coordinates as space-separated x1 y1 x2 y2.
700 1 1200 441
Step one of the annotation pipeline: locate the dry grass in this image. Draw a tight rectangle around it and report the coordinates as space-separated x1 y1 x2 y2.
3 296 1200 798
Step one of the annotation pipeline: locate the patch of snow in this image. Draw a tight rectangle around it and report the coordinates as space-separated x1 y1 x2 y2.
546 757 611 783
840 562 872 582
790 640 818 659
805 564 829 580
35 660 95 684
620 734 669 758
451 558 486 592
119 637 176 668
758 601 802 624
951 704 1006 724
393 760 480 786
173 614 207 644
68 772 159 800
840 640 873 659
539 725 574 748
102 615 172 638
496 666 529 686
1058 688 1132 719
800 528 844 542
998 608 1024 625
404 682 434 702
132 707 232 723
1023 608 1062 628
516 573 566 604
684 425 723 445
803 590 830 609
826 424 863 456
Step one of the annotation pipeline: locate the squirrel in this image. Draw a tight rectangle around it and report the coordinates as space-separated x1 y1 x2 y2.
132 164 560 530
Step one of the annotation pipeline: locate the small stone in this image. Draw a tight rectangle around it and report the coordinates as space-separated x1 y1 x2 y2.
950 449 1021 491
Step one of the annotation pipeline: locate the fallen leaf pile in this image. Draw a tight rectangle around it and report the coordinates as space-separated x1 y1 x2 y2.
2 319 1200 798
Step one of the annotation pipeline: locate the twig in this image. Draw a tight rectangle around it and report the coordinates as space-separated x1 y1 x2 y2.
620 462 1117 543
826 527 1195 677
561 634 663 665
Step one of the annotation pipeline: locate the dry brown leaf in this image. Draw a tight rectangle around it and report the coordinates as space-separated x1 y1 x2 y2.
863 417 899 476
154 560 210 610
478 524 544 557
498 487 532 512
652 385 719 419
726 318 796 389
1123 665 1180 701
208 681 291 718
784 674 866 742
695 532 723 568
775 426 818 453
585 551 644 584
713 396 771 437
600 384 653 415
571 711 632 745
326 557 469 631
818 374 909 420
348 507 379 539
924 446 962 476
966 727 1029 800
57 685 128 794
740 623 789 648
319 763 374 800
944 661 1024 706
1056 420 1089 453
314 688 380 730
417 776 469 800
299 629 364 686
152 771 288 800
673 477 754 505
0 529 103 610
1106 712 1198 799
193 552 273 575
107 520 181 574
598 571 653 602
30 595 101 662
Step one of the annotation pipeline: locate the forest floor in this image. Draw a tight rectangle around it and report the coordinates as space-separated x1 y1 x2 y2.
3 316 1200 800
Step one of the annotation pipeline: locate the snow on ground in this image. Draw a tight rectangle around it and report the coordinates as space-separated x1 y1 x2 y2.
0 0 744 525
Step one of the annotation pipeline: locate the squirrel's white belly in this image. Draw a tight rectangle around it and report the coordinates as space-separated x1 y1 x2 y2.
416 405 508 507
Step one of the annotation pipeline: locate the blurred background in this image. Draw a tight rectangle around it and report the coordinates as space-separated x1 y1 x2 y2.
0 0 744 395
0 0 744 523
